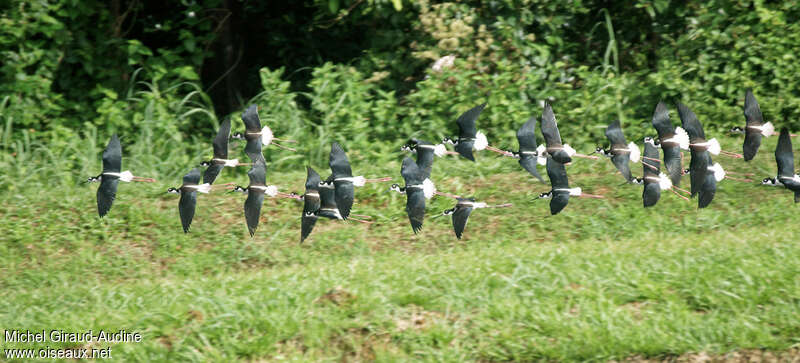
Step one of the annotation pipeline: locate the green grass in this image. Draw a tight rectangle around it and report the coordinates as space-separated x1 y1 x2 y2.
2 135 800 361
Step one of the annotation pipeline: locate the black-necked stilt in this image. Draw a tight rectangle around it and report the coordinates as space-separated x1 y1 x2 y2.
438 197 511 239
167 168 211 233
88 135 155 217
539 103 597 164
442 103 508 161
300 166 322 243
678 102 742 159
595 120 640 182
763 128 800 202
326 142 391 220
651 101 687 186
536 157 604 215
677 102 719 207
228 160 299 237
200 118 250 185
390 157 440 234
400 138 448 179
234 105 297 162
496 116 545 182
737 89 774 161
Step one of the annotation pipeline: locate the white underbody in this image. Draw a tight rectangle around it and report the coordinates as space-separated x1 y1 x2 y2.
319 207 343 219
663 127 690 150
645 173 672 190
747 122 775 137
473 131 488 151
187 183 212 193
104 170 134 182
213 158 239 167
554 187 582 196
460 201 488 209
250 185 279 197
336 176 366 187
708 162 726 182
779 174 800 183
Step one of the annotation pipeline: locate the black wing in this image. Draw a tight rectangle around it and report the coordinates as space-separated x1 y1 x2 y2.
333 180 354 220
643 142 661 175
662 145 682 186
245 139 264 164
301 215 318 243
244 189 264 237
677 102 705 140
540 103 563 147
455 140 476 161
241 104 262 132
610 154 632 182
305 166 322 192
401 157 424 186
743 132 762 162
743 89 763 126
212 119 231 159
550 191 570 215
775 128 795 178
178 191 197 233
689 150 709 197
248 160 267 186
451 203 474 239
518 157 544 182
319 180 338 210
546 157 569 189
406 188 426 234
102 134 122 173
698 162 717 209
96 177 119 217
413 140 435 179
642 183 661 208
516 116 538 152
651 102 675 139
183 168 202 185
329 142 353 178
456 103 486 139
604 120 627 147
203 164 224 185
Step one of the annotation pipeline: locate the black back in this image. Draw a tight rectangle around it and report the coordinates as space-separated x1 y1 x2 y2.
212 119 231 159
452 198 475 239
102 134 122 173
742 89 763 161
456 103 486 139
775 128 795 178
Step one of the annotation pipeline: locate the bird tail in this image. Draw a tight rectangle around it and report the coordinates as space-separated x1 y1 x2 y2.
707 138 721 156
627 142 641 163
675 127 690 150
761 122 775 137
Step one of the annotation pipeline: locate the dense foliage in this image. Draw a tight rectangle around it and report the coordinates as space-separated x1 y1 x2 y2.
2 0 799 185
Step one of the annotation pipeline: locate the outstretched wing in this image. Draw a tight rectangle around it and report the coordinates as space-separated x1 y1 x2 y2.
248 160 267 186
97 177 119 217
456 103 486 139
677 102 705 140
550 191 570 215
743 89 763 127
611 154 633 182
642 183 661 208
519 157 544 182
451 204 474 239
305 166 322 192
301 215 318 243
202 164 224 185
698 164 717 209
689 150 709 197
333 180 354 220
245 139 264 164
178 191 197 233
455 141 476 161
540 103 563 147
651 102 675 139
604 120 627 147
241 104 262 132
775 128 795 178
662 145 682 186
546 157 569 189
406 188 426 234
516 116 538 152
742 132 762 162
401 157 424 186
329 142 353 178
244 189 264 237
102 134 122 173
212 119 231 159
183 168 202 185
413 140 436 179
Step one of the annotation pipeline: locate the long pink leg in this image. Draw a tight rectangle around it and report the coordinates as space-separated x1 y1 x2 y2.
641 156 661 163
365 177 392 183
642 162 659 172
276 192 302 200
434 190 461 199
489 203 513 208
350 213 372 219
272 142 297 152
235 162 253 166
579 193 604 199
273 138 297 143
574 153 599 160
349 217 373 224
485 145 513 157
670 188 690 201
132 176 156 182
445 151 460 156
720 150 743 158
672 185 690 195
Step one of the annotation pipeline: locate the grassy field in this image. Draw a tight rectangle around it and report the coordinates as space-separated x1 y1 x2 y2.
1 136 799 361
